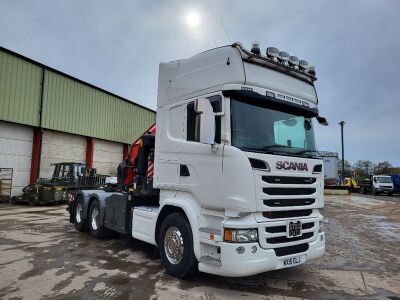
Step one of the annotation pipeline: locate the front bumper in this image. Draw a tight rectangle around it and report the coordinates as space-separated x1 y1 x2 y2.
199 232 325 277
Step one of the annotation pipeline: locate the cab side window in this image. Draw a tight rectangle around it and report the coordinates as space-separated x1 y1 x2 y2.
186 95 222 143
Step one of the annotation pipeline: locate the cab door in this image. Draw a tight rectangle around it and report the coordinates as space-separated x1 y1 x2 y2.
179 95 224 210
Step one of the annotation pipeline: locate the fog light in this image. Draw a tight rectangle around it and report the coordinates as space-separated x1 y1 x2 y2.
251 245 257 253
236 246 245 254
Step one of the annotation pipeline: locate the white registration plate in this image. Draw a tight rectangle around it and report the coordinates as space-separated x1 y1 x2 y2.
282 255 304 268
286 220 302 238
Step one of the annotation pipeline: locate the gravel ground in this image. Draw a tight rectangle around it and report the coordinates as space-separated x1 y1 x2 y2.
0 194 399 299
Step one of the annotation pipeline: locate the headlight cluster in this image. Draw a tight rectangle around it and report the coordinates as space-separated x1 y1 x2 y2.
224 228 258 243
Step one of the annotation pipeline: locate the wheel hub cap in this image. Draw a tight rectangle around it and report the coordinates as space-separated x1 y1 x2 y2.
164 227 184 264
75 203 83 223
91 207 99 230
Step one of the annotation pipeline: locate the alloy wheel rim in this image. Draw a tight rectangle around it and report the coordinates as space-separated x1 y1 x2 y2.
164 226 184 265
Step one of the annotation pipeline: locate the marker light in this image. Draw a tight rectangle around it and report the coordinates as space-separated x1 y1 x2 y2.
299 60 309 70
266 47 279 60
307 64 316 76
251 41 261 55
289 56 299 67
277 51 290 64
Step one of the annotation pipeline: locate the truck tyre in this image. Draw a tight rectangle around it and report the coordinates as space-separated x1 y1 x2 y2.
88 200 109 239
158 212 198 278
74 197 88 232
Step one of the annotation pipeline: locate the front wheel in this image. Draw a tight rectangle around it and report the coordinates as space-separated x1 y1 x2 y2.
158 212 198 278
88 200 110 239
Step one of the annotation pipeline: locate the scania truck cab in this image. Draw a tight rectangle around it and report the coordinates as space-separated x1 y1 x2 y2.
69 42 327 278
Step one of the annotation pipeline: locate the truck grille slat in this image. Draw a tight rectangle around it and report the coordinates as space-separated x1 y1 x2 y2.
262 176 316 184
265 222 314 233
263 188 316 195
274 243 309 257
263 198 315 207
263 209 312 219
267 232 314 244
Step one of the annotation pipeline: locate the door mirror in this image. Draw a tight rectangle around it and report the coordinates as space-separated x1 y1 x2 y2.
316 116 329 126
195 98 215 144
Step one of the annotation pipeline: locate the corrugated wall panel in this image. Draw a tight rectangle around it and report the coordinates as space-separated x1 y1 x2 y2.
0 50 42 126
42 70 155 144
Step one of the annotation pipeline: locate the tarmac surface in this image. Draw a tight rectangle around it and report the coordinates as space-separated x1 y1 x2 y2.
0 194 399 299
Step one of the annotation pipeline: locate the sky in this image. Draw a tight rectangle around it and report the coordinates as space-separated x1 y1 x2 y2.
0 0 399 166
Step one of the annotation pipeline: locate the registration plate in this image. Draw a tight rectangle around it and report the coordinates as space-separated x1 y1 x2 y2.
282 255 304 267
287 220 302 238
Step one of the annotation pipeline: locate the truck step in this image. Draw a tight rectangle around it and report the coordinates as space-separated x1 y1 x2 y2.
199 255 222 267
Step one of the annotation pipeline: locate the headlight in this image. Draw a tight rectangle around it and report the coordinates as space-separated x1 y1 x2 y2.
224 229 258 243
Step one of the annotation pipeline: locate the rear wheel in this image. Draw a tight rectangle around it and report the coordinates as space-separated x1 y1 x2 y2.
74 197 88 232
158 212 198 278
88 200 110 239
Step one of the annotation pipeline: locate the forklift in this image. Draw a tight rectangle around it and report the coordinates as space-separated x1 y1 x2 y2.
12 162 107 205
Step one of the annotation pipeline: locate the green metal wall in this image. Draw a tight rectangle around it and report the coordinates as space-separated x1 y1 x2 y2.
42 70 155 144
0 50 42 126
0 48 155 144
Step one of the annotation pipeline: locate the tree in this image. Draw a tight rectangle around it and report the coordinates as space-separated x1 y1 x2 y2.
353 160 375 177
374 161 392 175
337 159 352 177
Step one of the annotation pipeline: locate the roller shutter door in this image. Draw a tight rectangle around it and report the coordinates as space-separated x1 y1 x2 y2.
0 121 33 196
93 139 122 176
40 130 86 178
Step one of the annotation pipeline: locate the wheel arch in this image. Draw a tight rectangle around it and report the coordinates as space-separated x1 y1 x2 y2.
155 193 202 259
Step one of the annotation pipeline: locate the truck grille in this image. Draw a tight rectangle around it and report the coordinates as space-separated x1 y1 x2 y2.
258 219 317 250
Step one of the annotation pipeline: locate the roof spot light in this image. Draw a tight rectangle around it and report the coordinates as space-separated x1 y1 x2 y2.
251 41 261 55
266 47 279 60
307 64 316 76
289 56 299 68
299 60 309 71
277 51 290 65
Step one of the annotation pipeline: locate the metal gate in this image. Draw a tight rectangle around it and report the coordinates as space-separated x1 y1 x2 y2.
0 168 13 203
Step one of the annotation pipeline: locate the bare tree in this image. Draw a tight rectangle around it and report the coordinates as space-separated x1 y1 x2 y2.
374 161 392 175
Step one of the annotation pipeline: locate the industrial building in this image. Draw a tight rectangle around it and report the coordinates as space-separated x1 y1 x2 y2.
0 46 155 197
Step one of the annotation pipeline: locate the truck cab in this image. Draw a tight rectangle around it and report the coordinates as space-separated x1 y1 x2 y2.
372 175 394 195
69 42 327 278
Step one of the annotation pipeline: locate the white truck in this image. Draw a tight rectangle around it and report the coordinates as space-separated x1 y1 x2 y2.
68 42 327 278
319 151 339 186
359 175 394 195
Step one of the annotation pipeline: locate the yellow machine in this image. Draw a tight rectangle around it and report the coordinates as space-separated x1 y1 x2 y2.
344 177 360 192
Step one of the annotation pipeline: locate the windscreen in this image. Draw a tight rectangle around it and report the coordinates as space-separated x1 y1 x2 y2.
231 98 317 158
376 176 392 183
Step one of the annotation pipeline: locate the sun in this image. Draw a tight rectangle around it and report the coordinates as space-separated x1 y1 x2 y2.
185 10 201 27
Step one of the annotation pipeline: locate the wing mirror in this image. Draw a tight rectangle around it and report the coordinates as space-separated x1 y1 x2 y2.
195 98 215 145
316 116 329 126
